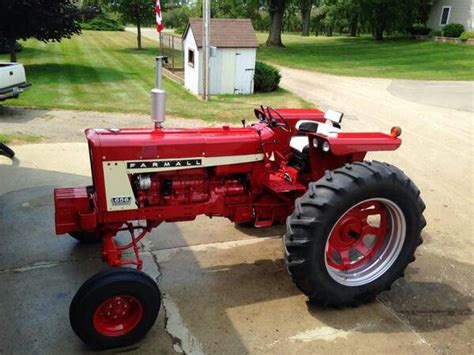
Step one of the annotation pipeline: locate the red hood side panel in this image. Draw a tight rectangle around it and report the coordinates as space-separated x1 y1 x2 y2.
86 127 263 161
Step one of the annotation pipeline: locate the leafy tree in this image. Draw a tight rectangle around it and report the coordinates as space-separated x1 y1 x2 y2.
111 0 155 49
0 0 81 62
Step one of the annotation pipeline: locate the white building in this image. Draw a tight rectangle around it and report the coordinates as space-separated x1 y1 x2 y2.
427 0 473 31
182 18 258 95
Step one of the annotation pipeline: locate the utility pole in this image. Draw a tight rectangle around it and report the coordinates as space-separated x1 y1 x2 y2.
202 0 210 101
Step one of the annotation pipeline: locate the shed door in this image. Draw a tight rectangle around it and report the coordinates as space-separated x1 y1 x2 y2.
234 50 255 94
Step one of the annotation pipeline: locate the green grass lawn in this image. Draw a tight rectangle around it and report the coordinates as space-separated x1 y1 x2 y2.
256 33 474 80
0 132 43 144
0 31 310 122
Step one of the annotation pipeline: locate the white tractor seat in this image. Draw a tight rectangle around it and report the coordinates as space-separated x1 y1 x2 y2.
290 120 342 153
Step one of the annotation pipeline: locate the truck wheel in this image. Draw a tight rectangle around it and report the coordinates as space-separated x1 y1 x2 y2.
70 268 161 349
69 231 100 244
0 143 15 159
284 161 426 306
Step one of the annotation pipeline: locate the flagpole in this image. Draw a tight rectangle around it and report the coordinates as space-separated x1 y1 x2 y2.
202 0 210 101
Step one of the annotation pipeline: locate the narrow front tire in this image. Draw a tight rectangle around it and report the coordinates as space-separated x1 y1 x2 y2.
70 268 161 349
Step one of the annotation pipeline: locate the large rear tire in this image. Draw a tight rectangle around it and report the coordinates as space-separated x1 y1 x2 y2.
284 161 426 306
70 268 161 349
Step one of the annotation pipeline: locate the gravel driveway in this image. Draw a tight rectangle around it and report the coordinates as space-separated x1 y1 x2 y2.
0 106 215 143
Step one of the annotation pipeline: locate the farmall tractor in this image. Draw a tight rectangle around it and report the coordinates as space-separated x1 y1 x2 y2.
54 58 425 349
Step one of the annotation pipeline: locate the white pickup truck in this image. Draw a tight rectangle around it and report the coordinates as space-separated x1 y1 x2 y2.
0 62 31 101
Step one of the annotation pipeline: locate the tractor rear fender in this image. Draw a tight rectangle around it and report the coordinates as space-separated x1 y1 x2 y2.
310 132 401 156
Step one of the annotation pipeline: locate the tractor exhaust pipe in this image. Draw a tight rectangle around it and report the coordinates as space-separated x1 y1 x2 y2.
151 56 167 129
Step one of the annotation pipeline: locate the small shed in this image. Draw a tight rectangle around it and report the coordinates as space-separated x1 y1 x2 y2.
182 18 258 95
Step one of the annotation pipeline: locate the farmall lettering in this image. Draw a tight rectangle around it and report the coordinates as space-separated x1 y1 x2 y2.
127 159 202 169
53 57 425 350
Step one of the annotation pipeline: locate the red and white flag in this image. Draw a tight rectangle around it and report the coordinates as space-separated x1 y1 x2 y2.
155 0 164 32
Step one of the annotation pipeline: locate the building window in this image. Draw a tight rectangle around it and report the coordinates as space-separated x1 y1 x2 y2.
188 49 195 67
440 6 451 26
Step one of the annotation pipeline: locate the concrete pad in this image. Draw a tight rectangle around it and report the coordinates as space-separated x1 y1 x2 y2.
379 253 474 354
147 217 285 250
151 238 437 354
0 255 175 355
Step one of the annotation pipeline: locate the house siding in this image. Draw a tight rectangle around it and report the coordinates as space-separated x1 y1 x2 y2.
427 0 473 31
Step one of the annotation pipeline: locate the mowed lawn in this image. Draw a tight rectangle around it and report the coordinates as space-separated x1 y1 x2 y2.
0 31 310 121
257 33 474 80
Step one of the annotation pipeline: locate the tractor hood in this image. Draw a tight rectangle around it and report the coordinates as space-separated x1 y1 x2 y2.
86 126 263 162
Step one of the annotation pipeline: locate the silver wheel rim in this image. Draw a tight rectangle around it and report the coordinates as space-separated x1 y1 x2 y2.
324 198 406 287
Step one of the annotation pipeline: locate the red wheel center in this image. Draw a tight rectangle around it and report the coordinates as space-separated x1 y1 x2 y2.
337 217 362 246
93 295 143 337
326 201 389 271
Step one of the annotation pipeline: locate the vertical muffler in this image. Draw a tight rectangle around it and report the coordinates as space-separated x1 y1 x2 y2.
151 56 167 128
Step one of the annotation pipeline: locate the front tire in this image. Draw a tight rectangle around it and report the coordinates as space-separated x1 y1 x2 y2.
284 161 426 306
70 268 161 349
69 231 99 244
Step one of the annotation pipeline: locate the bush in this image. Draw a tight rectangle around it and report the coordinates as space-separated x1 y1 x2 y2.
429 29 442 37
442 23 464 38
460 31 474 41
81 16 124 31
410 23 432 36
254 61 281 93
174 25 185 35
0 38 22 54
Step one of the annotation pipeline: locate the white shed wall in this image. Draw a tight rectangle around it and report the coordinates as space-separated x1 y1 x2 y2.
234 48 256 95
183 30 257 95
183 28 200 95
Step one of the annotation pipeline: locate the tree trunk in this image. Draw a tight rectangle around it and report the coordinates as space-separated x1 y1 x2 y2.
136 20 142 50
301 7 311 36
350 16 358 37
327 26 333 37
266 0 285 47
8 38 17 63
374 23 384 41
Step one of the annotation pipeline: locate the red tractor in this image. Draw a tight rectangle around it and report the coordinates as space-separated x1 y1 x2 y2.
54 58 425 349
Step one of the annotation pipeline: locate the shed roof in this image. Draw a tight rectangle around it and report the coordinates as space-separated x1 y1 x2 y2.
183 18 258 48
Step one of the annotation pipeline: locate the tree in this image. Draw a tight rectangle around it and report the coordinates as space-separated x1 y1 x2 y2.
300 0 314 36
266 0 287 47
0 0 80 62
111 0 155 50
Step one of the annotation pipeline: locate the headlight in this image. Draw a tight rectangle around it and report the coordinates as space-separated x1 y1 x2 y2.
312 138 319 148
322 141 330 152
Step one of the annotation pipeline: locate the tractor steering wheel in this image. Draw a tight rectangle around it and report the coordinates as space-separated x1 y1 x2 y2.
266 107 291 133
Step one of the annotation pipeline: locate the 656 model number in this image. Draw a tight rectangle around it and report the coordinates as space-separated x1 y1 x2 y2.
111 196 132 206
